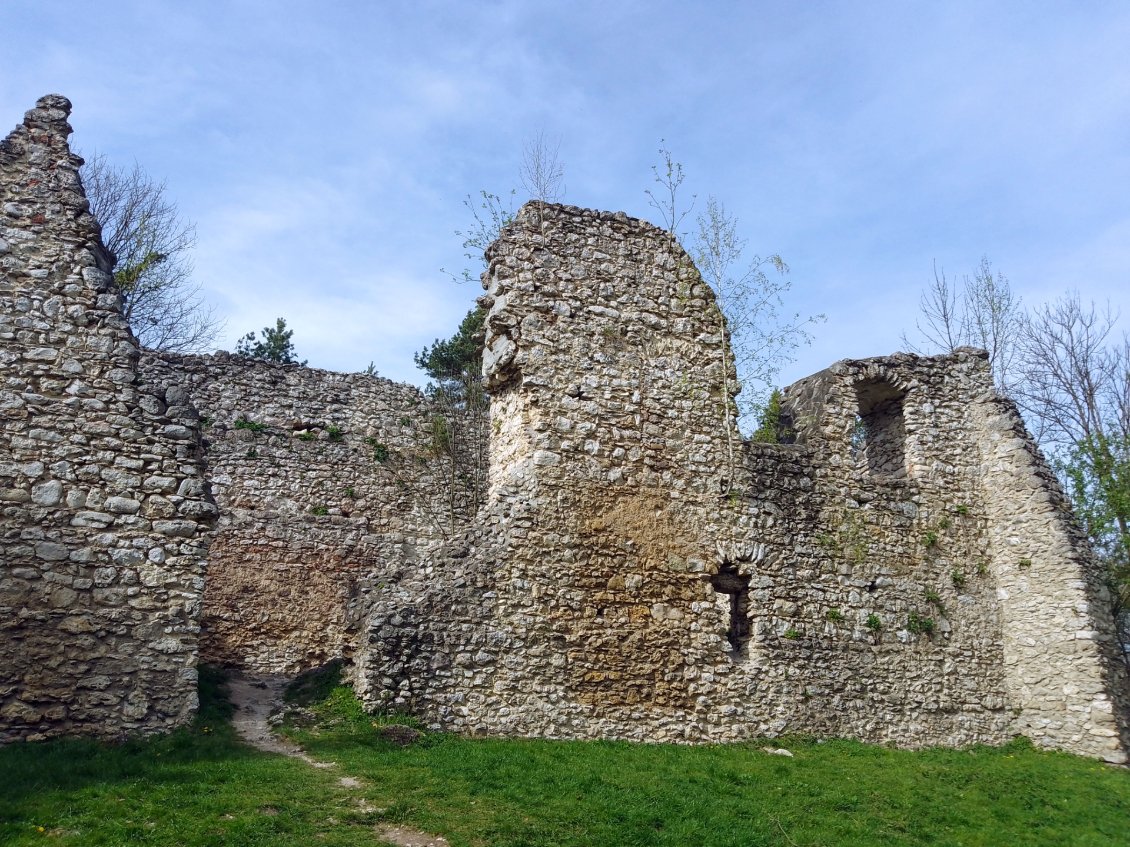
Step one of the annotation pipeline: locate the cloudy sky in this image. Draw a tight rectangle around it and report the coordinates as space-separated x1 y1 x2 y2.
3 1 1128 390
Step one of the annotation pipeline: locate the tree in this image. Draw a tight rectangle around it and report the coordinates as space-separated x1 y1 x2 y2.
520 131 566 203
645 140 695 236
81 152 222 352
412 306 489 530
424 188 498 519
902 257 1021 394
414 306 486 385
751 389 789 444
692 196 821 439
1058 432 1130 672
643 147 819 452
442 190 516 285
235 317 306 365
1014 296 1128 449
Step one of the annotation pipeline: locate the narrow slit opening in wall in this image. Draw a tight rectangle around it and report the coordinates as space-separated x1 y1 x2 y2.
710 561 751 656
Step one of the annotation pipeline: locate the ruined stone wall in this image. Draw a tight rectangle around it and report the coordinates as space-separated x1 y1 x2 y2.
359 203 736 726
140 352 483 675
0 97 215 741
779 354 1128 761
2 95 1125 760
359 202 1128 763
974 392 1130 760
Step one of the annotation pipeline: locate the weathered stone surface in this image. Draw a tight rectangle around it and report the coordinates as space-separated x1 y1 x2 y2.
0 96 215 743
356 202 1129 763
138 351 484 676
2 98 1126 763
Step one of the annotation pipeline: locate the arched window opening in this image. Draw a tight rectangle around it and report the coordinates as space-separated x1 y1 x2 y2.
710 561 751 655
853 379 907 478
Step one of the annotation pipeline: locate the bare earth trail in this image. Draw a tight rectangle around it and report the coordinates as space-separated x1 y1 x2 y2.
226 671 449 847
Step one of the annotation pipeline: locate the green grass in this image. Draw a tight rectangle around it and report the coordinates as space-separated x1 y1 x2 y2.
0 667 377 846
2 667 1129 847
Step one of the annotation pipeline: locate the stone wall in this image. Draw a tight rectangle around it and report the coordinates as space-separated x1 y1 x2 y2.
2 96 1126 762
974 392 1130 759
358 202 1129 763
781 354 1130 760
139 351 484 675
0 97 215 741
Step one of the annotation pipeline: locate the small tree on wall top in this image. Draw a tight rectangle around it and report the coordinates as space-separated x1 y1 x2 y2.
692 196 822 449
235 317 306 365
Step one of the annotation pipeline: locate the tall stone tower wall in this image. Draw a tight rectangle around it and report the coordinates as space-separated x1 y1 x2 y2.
0 97 215 741
359 202 1129 763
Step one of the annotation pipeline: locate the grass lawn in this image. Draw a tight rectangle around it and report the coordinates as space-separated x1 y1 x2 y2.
2 665 1128 846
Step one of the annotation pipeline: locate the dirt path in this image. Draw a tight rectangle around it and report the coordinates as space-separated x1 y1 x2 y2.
227 671 449 847
227 673 306 757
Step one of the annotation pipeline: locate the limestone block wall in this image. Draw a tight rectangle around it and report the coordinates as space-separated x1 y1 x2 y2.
140 352 484 675
0 97 215 741
2 93 1125 760
777 353 1126 761
358 202 1128 763
974 393 1130 760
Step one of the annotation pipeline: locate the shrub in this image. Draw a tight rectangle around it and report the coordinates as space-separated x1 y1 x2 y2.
908 612 935 635
234 416 267 433
752 389 791 444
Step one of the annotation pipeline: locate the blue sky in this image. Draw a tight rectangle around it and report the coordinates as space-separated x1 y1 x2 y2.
3 1 1128 389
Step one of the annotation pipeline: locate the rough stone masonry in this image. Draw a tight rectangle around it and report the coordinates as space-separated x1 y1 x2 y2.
1 96 215 739
2 96 1128 762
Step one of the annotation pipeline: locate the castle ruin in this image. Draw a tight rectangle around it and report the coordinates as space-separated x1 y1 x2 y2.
2 96 1127 763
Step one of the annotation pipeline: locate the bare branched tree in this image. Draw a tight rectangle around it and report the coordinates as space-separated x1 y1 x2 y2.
520 131 565 203
902 257 1021 394
909 261 963 353
81 152 222 352
1014 295 1129 450
966 258 1021 387
442 189 516 285
646 140 695 236
694 196 823 457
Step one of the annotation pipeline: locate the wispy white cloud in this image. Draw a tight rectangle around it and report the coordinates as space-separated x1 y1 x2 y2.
2 0 1127 391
